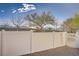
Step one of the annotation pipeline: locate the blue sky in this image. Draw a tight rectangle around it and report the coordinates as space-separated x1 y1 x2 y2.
0 3 79 22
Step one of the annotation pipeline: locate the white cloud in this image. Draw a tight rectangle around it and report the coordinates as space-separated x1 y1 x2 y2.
12 10 17 13
18 3 36 13
12 3 36 13
1 10 5 13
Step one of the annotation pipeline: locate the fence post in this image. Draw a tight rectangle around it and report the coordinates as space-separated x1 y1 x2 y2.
1 29 6 56
63 32 67 46
52 31 55 48
0 30 2 56
1 30 4 56
30 30 33 55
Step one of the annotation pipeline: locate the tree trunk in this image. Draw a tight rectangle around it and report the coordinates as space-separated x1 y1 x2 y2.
16 25 20 31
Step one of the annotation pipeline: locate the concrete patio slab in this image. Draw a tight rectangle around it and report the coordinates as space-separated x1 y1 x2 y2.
23 46 79 56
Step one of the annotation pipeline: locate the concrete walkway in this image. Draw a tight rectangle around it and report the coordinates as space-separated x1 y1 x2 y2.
24 46 79 56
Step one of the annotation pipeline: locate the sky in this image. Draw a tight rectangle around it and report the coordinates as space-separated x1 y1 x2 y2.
0 3 79 25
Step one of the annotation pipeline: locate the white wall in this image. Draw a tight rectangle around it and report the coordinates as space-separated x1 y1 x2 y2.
66 33 76 48
0 31 1 56
62 32 79 48
0 30 67 56
75 32 79 48
53 32 66 48
32 32 54 53
32 32 66 53
2 31 32 56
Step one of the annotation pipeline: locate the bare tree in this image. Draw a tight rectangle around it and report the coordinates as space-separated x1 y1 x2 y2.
25 12 55 32
11 14 25 31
